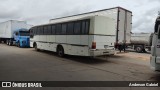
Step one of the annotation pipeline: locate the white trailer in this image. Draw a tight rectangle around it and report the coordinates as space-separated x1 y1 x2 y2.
50 7 132 47
0 20 32 44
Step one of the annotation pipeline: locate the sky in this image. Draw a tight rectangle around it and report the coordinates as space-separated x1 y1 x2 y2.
0 0 159 33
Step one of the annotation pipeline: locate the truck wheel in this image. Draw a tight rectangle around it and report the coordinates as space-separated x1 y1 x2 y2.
6 40 9 45
8 41 12 46
57 46 64 57
136 46 142 53
142 49 147 53
17 42 20 47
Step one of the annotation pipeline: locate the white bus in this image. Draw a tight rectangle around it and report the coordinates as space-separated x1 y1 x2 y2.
151 15 160 71
30 16 115 57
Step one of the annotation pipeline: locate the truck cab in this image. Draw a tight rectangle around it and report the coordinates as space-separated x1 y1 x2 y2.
13 29 30 47
150 15 160 71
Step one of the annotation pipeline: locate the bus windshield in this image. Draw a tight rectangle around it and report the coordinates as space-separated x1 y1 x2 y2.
19 31 30 36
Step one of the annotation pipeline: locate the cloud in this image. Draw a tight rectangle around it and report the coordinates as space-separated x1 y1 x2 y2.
0 0 159 33
131 0 160 33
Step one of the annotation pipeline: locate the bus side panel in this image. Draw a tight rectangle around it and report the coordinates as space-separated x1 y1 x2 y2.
80 35 89 56
47 35 56 51
93 35 115 50
65 35 89 56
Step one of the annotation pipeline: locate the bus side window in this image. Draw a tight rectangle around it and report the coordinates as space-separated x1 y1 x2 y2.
81 20 89 35
37 27 41 35
74 21 81 35
30 29 33 35
47 25 52 35
81 21 86 35
40 26 44 35
56 24 62 35
52 25 56 35
33 27 36 35
62 23 67 35
44 26 48 35
67 22 74 35
85 20 90 34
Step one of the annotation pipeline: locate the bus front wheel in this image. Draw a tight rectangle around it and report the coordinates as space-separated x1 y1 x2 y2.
57 46 64 57
34 43 39 51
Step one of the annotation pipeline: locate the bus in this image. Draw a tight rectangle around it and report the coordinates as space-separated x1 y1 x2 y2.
30 16 115 57
151 15 160 71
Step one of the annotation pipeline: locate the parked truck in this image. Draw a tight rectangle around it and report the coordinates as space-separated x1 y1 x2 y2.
0 20 32 47
50 7 132 49
150 15 160 71
127 33 153 53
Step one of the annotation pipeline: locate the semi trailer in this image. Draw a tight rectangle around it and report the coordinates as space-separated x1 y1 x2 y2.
0 20 32 47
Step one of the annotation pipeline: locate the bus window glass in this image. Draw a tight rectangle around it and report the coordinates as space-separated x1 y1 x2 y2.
62 24 67 35
67 22 74 35
52 25 56 35
47 25 52 35
74 22 81 34
56 24 62 35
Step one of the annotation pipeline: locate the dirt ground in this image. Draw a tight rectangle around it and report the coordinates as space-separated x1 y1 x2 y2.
116 51 150 61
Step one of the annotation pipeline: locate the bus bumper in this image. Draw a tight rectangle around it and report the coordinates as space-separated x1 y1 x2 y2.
90 49 115 56
150 56 160 71
30 41 34 48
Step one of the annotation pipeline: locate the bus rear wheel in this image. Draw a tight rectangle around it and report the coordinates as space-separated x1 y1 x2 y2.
57 46 64 57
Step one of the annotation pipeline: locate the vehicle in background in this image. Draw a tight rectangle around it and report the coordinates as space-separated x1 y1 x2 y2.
127 33 153 53
9 29 30 47
0 20 32 47
150 15 160 71
50 7 132 49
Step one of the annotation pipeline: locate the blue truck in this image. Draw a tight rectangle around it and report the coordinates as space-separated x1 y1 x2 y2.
0 20 32 47
10 29 30 47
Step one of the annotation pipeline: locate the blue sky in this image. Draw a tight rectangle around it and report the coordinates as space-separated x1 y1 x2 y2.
0 0 159 33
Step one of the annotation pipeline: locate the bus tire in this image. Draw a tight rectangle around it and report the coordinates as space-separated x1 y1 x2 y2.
34 43 39 51
57 45 65 57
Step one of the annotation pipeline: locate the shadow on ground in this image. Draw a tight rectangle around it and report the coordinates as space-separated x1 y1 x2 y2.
148 72 160 81
32 49 124 65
